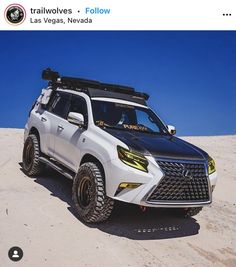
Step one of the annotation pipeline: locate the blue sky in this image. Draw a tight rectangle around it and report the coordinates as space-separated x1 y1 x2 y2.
0 31 235 136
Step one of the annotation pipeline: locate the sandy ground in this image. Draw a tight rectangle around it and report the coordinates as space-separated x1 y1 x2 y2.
0 129 236 267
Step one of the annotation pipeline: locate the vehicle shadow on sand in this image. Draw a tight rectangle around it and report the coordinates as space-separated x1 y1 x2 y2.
19 163 200 240
88 203 200 240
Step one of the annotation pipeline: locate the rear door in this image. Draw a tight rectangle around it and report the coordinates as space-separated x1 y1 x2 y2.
46 91 71 161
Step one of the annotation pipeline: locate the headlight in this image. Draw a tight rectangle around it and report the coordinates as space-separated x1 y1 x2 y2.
117 146 149 172
208 156 216 175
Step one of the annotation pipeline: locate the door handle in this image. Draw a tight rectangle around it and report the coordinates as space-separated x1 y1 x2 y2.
58 125 64 130
41 117 47 122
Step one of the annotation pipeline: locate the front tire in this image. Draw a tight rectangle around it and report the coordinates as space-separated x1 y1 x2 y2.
22 134 44 176
72 162 114 223
175 207 203 217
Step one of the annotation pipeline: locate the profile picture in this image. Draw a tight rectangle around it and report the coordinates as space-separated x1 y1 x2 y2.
5 4 26 25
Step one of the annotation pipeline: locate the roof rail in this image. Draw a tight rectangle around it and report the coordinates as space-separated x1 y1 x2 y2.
42 68 149 101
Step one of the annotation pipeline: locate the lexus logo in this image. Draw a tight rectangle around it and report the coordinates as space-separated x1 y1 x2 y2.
182 169 193 180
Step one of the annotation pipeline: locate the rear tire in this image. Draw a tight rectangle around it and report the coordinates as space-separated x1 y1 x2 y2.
72 162 114 223
22 134 45 176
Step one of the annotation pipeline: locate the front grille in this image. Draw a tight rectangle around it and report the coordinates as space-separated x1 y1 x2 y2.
147 160 210 202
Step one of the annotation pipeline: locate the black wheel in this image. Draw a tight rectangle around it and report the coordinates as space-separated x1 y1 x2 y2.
175 207 203 217
22 134 45 176
72 162 114 223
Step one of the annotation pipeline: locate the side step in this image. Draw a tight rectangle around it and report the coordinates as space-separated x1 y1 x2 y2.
39 157 75 180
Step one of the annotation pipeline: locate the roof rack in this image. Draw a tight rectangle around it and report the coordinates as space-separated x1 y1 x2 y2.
42 68 149 104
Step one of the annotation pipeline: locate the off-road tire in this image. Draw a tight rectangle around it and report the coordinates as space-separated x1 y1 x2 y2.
72 162 114 223
22 134 45 176
176 207 203 217
185 207 203 217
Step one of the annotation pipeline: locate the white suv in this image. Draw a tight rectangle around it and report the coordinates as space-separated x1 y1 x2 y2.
22 69 218 223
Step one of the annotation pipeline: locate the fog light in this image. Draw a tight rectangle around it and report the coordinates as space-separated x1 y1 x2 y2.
115 183 142 196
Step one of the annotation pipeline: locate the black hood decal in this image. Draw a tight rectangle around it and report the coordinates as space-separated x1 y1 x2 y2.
104 129 208 161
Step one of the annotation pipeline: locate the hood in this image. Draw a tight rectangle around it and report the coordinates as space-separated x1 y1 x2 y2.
104 129 208 161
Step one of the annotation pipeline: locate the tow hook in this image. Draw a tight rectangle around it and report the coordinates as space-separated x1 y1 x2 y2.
140 205 147 212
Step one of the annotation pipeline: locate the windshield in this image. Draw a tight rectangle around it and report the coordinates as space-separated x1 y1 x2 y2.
91 100 169 134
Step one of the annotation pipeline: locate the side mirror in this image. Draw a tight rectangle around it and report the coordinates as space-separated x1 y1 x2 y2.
167 125 176 135
68 112 84 126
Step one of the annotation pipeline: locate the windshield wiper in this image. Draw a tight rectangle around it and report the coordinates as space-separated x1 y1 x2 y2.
103 125 128 131
96 124 126 131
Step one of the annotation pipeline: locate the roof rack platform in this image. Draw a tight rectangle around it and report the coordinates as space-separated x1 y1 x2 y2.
42 68 149 106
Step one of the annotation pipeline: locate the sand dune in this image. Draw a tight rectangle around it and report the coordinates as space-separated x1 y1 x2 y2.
0 129 235 267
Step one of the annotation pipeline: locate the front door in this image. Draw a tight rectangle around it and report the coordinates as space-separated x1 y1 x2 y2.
50 93 88 171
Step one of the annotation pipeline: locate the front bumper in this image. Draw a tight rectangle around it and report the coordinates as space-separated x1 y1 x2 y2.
105 156 217 208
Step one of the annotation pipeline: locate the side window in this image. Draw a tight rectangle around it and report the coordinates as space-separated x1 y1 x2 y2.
68 95 88 124
48 92 71 119
45 91 56 110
